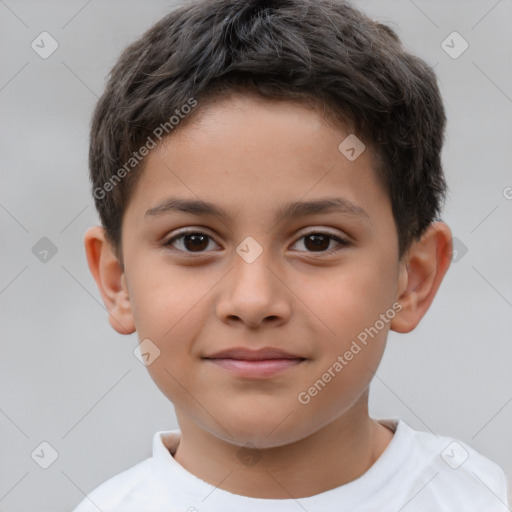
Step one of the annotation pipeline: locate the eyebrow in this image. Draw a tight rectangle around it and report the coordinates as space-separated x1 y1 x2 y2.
145 196 370 223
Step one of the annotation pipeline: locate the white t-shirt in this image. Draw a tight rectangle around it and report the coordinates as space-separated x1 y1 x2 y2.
71 418 509 511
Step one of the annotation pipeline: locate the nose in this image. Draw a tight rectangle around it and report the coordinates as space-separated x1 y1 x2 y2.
216 244 291 329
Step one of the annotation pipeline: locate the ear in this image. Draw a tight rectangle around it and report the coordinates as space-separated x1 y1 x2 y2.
390 221 453 334
83 226 135 335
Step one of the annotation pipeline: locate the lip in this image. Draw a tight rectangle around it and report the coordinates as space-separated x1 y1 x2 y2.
203 346 306 378
205 346 303 360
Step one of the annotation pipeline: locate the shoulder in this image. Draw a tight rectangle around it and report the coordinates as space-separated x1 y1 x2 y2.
71 429 181 512
71 457 153 512
407 422 506 482
397 420 509 510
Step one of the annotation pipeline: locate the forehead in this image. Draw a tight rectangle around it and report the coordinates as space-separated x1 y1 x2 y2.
124 93 390 230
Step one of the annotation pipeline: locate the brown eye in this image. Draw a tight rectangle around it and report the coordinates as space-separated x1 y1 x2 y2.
163 230 349 255
292 232 349 254
164 231 219 253
304 234 330 251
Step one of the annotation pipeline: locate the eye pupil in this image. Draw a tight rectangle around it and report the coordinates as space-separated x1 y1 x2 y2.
305 234 329 251
184 233 209 252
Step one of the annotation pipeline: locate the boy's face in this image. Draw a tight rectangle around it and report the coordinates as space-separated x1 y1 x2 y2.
108 94 412 447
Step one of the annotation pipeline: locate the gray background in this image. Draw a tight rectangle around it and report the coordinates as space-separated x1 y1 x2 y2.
1 0 511 510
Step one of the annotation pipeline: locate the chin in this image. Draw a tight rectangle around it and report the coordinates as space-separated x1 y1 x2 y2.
213 411 312 450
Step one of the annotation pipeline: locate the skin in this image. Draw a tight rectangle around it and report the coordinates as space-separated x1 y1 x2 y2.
84 93 452 499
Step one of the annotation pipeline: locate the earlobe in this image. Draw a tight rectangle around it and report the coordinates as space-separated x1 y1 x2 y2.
390 222 453 334
83 226 136 335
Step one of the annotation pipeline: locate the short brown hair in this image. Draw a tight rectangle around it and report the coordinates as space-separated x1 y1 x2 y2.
89 0 448 263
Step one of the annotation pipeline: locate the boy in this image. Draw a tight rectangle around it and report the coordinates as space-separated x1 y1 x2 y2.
74 0 509 510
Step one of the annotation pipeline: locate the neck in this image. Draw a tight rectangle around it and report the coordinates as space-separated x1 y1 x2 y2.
172 394 394 499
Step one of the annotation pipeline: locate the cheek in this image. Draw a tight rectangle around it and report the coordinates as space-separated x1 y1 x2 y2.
128 264 206 340
302 261 395 393
310 262 395 341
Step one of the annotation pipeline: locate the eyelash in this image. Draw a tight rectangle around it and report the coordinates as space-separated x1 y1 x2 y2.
162 229 350 255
